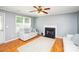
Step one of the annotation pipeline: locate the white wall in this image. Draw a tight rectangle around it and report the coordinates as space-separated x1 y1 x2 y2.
35 13 77 37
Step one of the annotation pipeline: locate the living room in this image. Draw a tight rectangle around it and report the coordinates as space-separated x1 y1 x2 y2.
0 6 79 52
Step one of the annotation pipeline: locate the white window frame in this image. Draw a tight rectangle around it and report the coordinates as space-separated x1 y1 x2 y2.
15 15 31 33
0 16 2 30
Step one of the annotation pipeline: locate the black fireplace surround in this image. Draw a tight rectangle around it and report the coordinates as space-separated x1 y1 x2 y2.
45 27 55 38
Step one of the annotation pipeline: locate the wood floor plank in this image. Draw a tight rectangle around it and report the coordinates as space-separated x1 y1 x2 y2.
0 35 41 52
50 38 64 52
0 35 64 52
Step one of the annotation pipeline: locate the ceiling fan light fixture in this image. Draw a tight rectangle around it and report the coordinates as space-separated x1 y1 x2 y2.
30 6 50 15
36 11 44 15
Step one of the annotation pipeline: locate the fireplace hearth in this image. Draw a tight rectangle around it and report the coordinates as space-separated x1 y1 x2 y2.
45 27 55 38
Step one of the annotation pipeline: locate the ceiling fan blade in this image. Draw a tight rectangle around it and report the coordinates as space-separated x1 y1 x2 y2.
44 8 50 10
30 10 37 12
42 11 48 14
33 6 38 9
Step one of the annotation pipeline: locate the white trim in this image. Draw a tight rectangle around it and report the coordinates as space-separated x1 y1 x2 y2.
0 12 5 43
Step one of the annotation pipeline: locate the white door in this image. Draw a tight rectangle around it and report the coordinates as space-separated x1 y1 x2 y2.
0 12 5 43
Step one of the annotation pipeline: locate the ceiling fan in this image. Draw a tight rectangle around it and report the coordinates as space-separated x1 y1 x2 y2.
30 6 50 14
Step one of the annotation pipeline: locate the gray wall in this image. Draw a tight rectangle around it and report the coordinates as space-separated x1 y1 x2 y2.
5 12 36 40
0 9 78 41
5 12 16 41
77 12 79 33
31 17 37 28
35 13 78 37
0 10 36 41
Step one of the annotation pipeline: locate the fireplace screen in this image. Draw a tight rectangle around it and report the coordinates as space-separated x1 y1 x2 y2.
45 27 55 38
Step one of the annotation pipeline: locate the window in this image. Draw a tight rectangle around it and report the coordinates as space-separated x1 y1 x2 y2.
16 16 31 34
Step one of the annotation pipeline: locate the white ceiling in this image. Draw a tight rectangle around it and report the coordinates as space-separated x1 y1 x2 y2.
0 6 79 17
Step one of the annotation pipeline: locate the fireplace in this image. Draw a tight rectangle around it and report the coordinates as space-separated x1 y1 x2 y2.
45 27 55 38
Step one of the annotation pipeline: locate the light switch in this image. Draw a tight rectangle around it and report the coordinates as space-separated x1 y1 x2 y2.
6 26 8 28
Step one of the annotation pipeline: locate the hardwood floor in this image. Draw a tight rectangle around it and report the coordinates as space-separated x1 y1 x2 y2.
0 35 41 52
50 38 64 52
0 35 64 52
